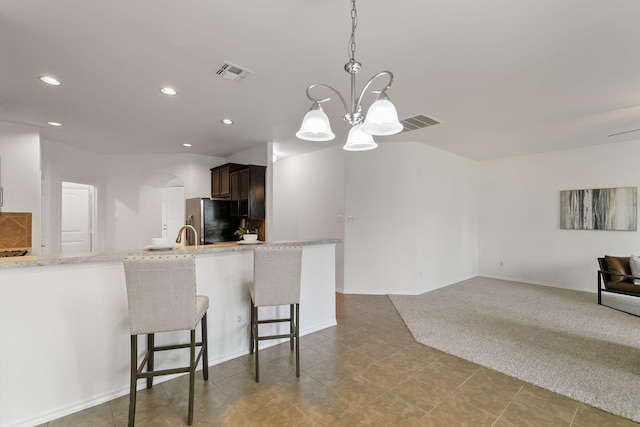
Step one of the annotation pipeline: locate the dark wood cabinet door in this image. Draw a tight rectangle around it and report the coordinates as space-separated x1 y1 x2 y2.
248 166 265 219
230 171 240 216
227 165 266 219
239 169 250 217
219 166 231 197
210 168 221 198
230 171 239 200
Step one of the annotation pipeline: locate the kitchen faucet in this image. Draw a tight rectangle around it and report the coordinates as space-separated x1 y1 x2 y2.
176 225 198 247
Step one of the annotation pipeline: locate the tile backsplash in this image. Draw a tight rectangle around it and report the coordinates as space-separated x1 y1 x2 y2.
0 212 32 249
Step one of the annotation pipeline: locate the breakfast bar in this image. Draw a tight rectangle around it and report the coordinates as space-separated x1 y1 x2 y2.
0 239 338 427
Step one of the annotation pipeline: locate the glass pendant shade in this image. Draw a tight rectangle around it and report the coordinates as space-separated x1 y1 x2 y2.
296 108 335 141
343 124 377 151
361 97 403 136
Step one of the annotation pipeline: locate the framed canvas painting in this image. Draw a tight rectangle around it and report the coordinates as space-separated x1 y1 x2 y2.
560 187 637 231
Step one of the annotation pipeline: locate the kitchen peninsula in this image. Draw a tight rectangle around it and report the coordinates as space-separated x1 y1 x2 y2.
0 239 338 427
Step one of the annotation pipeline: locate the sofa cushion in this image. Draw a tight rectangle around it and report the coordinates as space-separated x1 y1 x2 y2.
630 255 640 285
604 255 632 283
605 280 640 295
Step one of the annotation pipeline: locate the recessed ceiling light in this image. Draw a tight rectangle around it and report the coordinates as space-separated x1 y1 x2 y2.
221 118 233 125
160 87 177 95
182 143 192 147
39 76 61 86
47 121 62 127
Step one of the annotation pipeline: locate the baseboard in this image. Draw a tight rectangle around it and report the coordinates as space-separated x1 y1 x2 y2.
7 387 131 427
302 320 337 335
479 274 596 294
341 289 391 295
412 274 478 295
480 274 554 288
340 274 478 296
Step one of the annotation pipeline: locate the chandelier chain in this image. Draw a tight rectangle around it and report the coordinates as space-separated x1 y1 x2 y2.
349 0 358 61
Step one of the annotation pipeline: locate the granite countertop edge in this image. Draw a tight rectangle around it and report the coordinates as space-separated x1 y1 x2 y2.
0 239 341 270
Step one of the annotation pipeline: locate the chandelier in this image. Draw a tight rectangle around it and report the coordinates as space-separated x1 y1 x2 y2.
296 0 403 151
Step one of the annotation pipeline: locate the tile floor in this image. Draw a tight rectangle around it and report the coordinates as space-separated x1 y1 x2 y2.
43 294 638 426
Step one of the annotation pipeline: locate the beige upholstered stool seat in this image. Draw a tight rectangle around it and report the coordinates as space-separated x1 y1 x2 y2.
249 246 303 382
123 254 209 426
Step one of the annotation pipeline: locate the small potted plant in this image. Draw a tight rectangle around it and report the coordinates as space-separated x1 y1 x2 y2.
234 226 258 242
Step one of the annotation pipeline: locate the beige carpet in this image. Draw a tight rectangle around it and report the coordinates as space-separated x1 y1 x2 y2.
389 277 640 422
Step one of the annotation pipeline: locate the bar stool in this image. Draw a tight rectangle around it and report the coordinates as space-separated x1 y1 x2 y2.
123 254 209 426
249 246 303 382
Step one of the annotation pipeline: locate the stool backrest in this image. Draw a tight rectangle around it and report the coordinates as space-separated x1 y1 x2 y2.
253 246 303 307
123 255 198 335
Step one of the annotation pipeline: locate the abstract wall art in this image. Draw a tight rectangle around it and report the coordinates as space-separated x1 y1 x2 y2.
560 187 637 231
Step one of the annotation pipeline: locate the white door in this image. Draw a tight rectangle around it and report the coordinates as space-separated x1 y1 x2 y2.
162 186 185 241
61 182 94 254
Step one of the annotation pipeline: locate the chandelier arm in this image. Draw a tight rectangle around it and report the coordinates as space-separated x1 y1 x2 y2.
353 71 394 109
305 84 349 114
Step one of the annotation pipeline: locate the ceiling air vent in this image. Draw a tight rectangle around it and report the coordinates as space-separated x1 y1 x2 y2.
215 61 253 81
399 114 440 133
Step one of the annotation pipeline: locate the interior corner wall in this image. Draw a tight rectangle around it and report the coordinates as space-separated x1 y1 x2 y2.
478 139 640 292
271 145 345 291
343 142 479 295
0 121 42 254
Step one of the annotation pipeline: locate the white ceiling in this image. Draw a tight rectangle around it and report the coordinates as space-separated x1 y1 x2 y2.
2 0 640 161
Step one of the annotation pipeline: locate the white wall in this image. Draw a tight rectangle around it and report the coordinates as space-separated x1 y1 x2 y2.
41 140 108 254
343 142 479 294
271 145 345 290
0 122 42 253
226 143 268 166
478 139 640 292
41 138 225 254
102 153 225 250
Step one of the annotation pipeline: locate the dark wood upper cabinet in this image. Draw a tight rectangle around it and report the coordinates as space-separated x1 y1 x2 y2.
210 163 244 198
230 165 266 219
211 168 222 197
219 166 230 197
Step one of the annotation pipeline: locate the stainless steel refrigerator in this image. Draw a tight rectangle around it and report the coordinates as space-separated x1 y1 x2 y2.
185 198 240 245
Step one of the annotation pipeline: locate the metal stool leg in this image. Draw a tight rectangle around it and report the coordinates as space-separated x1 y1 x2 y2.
128 335 138 427
146 333 154 388
249 299 255 354
295 303 300 377
188 329 196 425
253 303 260 382
289 304 294 352
201 313 209 380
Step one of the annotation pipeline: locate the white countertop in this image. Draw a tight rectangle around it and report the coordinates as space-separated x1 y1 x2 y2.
0 238 340 270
